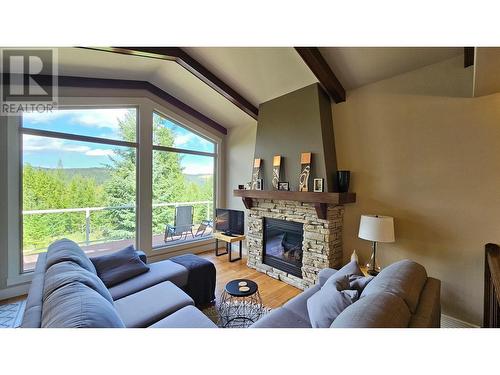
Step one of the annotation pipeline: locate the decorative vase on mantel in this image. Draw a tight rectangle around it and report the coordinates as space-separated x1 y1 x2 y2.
337 170 350 193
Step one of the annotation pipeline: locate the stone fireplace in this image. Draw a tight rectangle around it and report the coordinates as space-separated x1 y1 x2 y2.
245 197 346 290
235 83 355 289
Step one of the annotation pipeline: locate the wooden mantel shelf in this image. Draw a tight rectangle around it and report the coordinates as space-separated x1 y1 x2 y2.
233 189 356 220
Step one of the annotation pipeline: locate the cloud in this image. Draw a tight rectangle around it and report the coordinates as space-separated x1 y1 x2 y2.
22 111 66 124
23 108 133 131
85 149 116 157
23 135 116 157
182 162 213 175
174 132 196 146
72 108 133 130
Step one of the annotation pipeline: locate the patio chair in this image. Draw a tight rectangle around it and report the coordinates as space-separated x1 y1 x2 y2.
194 219 213 238
164 205 194 242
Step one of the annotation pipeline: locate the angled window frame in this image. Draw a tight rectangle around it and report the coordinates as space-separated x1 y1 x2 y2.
150 107 219 252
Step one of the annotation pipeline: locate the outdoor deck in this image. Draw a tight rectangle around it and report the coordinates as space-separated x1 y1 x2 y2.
23 227 213 271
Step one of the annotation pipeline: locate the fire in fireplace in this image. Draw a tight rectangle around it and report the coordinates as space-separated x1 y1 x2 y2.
263 218 304 278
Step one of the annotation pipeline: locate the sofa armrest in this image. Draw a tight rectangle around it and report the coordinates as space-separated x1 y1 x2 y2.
318 268 337 287
136 250 147 264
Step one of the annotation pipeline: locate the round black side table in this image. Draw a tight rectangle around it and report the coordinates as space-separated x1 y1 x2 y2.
218 279 263 328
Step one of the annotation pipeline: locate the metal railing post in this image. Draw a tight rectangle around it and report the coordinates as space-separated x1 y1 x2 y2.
85 208 90 246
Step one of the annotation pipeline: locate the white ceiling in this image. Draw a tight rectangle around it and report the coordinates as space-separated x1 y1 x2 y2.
56 48 257 130
319 47 463 90
183 47 317 105
55 47 464 131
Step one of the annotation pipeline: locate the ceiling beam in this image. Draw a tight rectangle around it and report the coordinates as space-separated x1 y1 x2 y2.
24 74 228 134
294 47 346 103
464 47 475 68
82 47 259 120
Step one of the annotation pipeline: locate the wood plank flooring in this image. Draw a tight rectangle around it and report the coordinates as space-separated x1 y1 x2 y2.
198 251 301 309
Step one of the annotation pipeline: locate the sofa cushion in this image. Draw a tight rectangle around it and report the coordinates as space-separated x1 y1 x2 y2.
251 307 312 328
108 259 189 301
331 292 411 328
41 282 125 328
318 268 337 287
91 245 150 288
114 281 194 328
43 261 114 304
307 278 359 328
361 259 427 313
149 306 217 328
45 238 96 274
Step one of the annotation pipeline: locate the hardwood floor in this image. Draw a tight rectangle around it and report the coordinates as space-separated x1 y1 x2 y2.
0 250 301 309
198 250 301 309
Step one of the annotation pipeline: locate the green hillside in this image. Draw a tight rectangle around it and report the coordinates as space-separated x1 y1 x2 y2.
36 167 112 185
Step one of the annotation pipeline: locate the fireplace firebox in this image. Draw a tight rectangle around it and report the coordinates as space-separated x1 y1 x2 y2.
263 218 304 278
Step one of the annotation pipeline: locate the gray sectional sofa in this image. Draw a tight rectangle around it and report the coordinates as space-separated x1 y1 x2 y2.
21 239 217 328
251 259 441 328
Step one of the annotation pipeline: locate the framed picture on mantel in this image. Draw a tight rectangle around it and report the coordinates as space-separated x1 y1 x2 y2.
299 152 311 192
251 158 261 190
272 155 282 190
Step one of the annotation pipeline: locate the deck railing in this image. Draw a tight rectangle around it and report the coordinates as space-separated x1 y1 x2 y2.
23 200 212 249
484 243 500 327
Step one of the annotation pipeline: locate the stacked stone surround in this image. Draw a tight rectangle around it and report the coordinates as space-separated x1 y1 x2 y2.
246 199 344 290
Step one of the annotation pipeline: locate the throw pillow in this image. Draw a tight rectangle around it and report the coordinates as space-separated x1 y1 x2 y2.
91 245 150 288
307 279 359 328
349 274 374 293
323 260 364 287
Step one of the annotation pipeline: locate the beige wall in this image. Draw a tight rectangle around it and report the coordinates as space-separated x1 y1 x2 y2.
474 47 500 98
225 123 257 211
332 55 500 325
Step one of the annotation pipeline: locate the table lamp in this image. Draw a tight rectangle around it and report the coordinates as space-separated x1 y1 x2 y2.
358 215 395 276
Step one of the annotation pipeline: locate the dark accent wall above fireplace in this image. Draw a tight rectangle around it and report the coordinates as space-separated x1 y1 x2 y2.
254 83 338 192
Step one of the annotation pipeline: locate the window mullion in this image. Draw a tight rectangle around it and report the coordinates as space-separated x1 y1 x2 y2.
137 102 153 254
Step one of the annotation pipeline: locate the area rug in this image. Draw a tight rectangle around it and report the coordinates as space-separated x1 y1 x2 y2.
0 300 26 328
203 301 272 328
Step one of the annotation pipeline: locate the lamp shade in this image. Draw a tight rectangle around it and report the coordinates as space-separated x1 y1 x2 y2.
358 215 395 243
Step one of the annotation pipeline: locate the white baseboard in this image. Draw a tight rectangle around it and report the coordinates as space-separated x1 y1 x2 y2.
440 314 479 328
0 282 29 302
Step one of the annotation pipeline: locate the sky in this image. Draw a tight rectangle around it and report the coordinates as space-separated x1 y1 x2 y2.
22 108 215 175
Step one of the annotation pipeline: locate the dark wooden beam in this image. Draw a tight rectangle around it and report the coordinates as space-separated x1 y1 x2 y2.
83 47 259 120
233 189 356 205
314 203 328 220
241 197 253 210
464 47 475 68
21 74 227 135
294 47 346 103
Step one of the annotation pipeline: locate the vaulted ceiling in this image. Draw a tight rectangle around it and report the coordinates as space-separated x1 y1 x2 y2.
55 47 464 131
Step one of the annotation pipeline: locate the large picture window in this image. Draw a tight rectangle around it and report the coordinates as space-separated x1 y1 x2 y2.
21 108 138 271
152 112 216 248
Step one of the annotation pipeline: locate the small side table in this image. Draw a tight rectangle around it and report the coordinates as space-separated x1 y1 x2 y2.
214 232 245 262
218 279 263 328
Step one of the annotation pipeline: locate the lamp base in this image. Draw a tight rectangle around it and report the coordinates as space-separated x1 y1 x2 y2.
365 241 381 276
367 269 379 276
